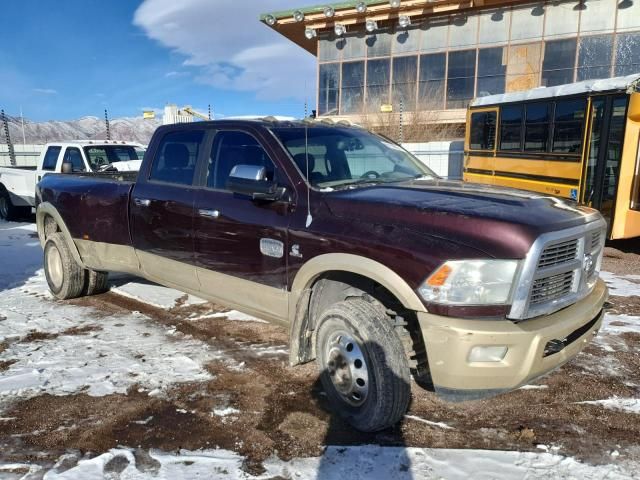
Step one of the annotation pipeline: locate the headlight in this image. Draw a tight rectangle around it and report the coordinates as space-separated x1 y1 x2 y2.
418 260 520 305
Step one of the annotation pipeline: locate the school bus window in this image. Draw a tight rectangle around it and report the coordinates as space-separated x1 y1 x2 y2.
552 99 586 154
469 111 497 150
524 102 551 152
499 105 523 151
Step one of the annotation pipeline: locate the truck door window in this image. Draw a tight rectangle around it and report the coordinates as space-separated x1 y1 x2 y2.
149 130 204 185
208 131 276 190
42 146 61 171
63 148 86 172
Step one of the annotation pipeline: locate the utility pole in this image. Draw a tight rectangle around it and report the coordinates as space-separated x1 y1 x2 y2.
19 105 26 145
104 109 111 140
1 109 16 166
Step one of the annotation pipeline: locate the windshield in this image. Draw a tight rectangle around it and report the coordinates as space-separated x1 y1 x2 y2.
270 126 436 188
83 146 140 171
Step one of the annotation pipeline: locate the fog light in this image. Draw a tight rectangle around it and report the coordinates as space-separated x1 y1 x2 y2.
468 346 508 363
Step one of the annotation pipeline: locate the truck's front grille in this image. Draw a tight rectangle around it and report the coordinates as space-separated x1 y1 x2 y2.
537 239 578 268
530 271 574 305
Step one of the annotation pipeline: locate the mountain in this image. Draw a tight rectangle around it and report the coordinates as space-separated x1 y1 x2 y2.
1 115 162 145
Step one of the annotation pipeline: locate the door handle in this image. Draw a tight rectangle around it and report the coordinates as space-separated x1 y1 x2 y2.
134 198 151 207
198 209 220 218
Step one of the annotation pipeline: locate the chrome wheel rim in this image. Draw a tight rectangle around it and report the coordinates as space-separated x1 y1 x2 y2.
0 197 7 219
46 245 64 290
325 331 369 406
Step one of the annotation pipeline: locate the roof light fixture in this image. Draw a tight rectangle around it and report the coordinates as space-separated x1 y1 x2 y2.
365 19 378 32
390 0 401 8
334 23 347 36
398 14 411 28
293 10 305 22
305 27 318 39
323 6 335 17
356 1 368 13
264 14 277 26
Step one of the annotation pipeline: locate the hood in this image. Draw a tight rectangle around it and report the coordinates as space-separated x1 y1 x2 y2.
322 179 601 258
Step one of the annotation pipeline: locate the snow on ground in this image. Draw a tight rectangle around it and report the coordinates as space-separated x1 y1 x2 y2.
110 273 206 309
13 445 637 480
600 271 640 297
2 221 640 479
189 310 268 323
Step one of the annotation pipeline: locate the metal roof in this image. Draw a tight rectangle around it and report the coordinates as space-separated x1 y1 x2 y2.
471 74 640 107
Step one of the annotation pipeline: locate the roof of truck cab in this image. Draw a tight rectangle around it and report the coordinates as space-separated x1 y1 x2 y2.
471 73 640 108
44 140 143 147
162 117 365 129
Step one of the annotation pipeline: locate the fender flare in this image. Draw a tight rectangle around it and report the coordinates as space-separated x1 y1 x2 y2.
36 202 85 268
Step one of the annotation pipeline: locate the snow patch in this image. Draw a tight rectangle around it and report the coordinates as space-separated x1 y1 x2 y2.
600 271 640 297
190 310 268 323
578 397 640 414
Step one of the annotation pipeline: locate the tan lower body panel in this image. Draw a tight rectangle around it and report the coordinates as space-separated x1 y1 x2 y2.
417 279 607 394
74 239 141 275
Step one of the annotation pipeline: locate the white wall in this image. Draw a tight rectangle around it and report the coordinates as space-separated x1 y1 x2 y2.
403 141 464 179
0 144 43 167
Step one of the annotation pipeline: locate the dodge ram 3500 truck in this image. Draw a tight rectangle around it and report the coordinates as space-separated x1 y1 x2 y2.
36 119 608 432
0 140 143 220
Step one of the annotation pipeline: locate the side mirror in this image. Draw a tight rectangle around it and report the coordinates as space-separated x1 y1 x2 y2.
226 164 287 202
61 162 73 174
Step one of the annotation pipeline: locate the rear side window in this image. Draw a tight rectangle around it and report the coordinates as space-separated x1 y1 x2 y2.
42 146 61 171
208 131 275 190
469 111 497 150
149 130 204 185
63 147 86 172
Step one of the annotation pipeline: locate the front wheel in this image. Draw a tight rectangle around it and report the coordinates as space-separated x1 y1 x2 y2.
315 299 411 432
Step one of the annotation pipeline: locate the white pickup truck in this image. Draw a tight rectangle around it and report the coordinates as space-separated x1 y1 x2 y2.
0 140 144 220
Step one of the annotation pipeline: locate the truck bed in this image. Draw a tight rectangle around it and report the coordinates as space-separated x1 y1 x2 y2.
38 173 136 247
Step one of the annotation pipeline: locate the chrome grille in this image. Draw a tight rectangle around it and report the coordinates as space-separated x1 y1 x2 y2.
537 239 578 269
590 230 602 251
530 271 574 305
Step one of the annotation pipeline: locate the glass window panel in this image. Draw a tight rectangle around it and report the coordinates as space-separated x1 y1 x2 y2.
505 42 542 92
449 14 478 49
447 50 476 109
552 99 586 153
524 102 551 151
577 35 613 81
544 2 579 38
150 130 203 185
617 0 640 32
318 63 340 116
580 0 616 33
394 26 420 54
470 111 497 150
477 47 506 96
392 55 418 111
343 32 366 59
510 4 544 42
418 53 446 109
420 17 449 52
367 29 392 57
478 8 510 45
42 146 61 171
366 58 390 113
499 104 524 151
319 34 340 62
341 61 365 114
615 32 640 76
542 38 576 87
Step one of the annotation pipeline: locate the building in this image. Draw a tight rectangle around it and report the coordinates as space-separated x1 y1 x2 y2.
261 0 640 139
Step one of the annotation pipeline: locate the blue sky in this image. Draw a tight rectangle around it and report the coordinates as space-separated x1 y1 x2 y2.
0 0 317 122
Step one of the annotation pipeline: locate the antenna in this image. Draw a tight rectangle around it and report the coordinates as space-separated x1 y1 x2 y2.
304 98 312 228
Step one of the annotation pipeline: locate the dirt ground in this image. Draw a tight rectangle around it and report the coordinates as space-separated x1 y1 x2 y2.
1 249 639 475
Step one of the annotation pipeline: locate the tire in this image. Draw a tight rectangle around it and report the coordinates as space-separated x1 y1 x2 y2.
83 269 110 296
43 233 86 300
315 299 411 432
0 187 26 221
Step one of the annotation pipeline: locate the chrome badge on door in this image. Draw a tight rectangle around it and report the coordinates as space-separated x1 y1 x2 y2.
260 238 284 259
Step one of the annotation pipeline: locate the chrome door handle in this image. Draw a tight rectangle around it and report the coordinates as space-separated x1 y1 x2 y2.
198 209 220 218
134 198 151 207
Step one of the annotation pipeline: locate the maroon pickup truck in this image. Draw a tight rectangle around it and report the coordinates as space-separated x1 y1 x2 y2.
36 119 607 432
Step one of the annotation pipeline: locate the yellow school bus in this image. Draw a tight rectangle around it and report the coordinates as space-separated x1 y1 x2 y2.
463 74 640 240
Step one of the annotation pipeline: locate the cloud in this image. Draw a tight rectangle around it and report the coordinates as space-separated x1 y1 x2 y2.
33 88 58 95
133 0 316 101
165 71 189 78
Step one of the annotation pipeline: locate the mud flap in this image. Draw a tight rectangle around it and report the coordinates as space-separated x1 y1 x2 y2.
289 288 313 366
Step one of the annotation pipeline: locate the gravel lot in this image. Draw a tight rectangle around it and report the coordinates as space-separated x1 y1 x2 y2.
0 221 639 479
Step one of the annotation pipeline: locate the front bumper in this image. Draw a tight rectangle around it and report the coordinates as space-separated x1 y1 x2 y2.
416 278 607 401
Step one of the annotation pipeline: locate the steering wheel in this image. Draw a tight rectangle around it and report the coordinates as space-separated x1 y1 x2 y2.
360 170 380 179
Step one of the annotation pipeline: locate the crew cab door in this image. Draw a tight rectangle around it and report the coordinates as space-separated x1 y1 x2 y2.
130 129 206 292
193 128 292 323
